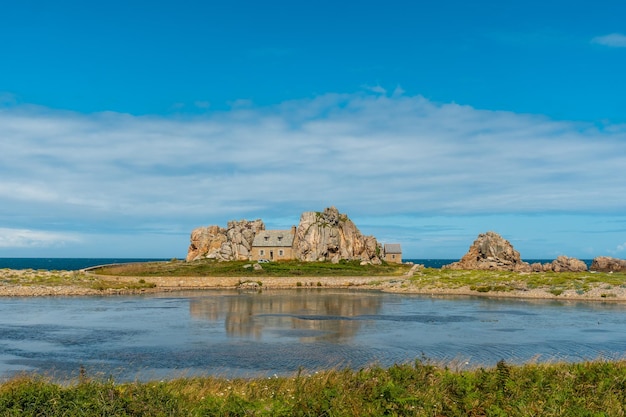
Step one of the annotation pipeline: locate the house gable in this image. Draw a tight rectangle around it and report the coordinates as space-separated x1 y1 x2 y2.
252 230 294 247
383 243 402 263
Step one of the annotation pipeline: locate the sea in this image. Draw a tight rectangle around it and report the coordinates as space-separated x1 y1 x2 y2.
0 258 593 271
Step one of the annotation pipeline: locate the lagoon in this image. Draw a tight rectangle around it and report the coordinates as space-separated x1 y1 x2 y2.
1 289 625 382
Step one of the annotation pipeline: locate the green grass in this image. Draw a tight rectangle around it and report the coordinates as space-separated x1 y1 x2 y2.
1 360 625 416
6 263 626 296
0 268 156 292
408 268 626 294
92 259 413 278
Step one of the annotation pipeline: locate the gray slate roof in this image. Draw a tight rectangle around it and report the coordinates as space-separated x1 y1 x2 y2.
252 230 294 247
384 243 402 254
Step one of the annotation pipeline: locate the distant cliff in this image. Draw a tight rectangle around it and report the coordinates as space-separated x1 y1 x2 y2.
187 206 383 264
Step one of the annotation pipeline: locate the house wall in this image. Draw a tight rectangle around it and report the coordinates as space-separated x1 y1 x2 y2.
251 246 294 261
384 253 402 263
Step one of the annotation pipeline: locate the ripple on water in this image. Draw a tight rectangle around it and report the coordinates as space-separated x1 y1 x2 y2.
1 291 625 381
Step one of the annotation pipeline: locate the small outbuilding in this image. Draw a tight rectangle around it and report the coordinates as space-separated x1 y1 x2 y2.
383 243 402 264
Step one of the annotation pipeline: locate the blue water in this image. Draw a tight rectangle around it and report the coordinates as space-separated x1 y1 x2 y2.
0 258 172 271
0 258 593 270
0 290 624 382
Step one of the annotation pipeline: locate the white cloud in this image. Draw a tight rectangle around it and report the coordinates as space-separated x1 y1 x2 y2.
0 228 81 248
363 84 387 94
1 92 626 255
591 33 626 48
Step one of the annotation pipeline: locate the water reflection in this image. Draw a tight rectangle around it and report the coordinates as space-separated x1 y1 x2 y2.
1 291 626 381
189 289 383 341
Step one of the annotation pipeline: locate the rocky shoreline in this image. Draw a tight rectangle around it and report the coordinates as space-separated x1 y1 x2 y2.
1 268 625 302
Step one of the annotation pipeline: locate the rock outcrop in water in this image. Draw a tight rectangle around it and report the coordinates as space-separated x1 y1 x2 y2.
186 207 383 264
590 256 626 272
444 231 531 272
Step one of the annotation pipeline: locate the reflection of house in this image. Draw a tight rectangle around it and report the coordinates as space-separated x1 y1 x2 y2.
189 291 383 341
251 227 296 261
383 243 402 263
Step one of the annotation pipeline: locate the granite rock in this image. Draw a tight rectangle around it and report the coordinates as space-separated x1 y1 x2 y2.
186 219 265 261
292 207 382 264
444 231 531 272
590 256 626 272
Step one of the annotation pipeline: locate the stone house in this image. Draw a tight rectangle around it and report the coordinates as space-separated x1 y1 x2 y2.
383 243 402 264
250 227 296 261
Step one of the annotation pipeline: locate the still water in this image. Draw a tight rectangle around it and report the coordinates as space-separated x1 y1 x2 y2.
1 289 625 381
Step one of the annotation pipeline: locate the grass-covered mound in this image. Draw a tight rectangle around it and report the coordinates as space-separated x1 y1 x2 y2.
92 259 413 278
0 268 157 293
409 268 626 296
2 360 625 416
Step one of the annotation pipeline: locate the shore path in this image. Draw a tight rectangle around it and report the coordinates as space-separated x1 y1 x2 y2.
1 268 625 302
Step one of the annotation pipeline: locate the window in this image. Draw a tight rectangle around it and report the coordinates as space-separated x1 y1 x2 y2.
279 250 284 256
392 254 395 259
260 250 265 256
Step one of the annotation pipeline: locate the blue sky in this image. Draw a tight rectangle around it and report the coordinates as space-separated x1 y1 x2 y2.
1 0 626 260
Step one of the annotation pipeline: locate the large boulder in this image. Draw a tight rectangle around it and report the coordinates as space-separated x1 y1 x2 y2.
186 219 265 261
292 206 382 264
444 231 531 272
546 256 588 272
590 256 626 272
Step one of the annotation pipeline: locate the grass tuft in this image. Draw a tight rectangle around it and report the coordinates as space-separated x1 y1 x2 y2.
1 360 625 416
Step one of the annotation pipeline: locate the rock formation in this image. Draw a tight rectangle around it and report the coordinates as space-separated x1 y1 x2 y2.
186 207 382 264
187 219 265 261
530 256 588 272
590 256 626 272
444 231 531 272
292 206 382 264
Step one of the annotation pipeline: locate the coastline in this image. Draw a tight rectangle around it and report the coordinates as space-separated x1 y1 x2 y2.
1 268 625 302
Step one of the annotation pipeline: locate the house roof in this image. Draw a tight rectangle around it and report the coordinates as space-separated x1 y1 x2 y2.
384 243 402 254
252 230 294 247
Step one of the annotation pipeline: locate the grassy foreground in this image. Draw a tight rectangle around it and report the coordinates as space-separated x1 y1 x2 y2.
2 360 625 416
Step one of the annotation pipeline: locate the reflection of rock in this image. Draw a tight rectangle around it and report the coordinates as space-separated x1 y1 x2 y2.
531 256 588 272
591 256 626 272
444 231 531 272
189 291 383 341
